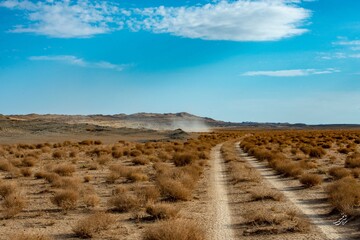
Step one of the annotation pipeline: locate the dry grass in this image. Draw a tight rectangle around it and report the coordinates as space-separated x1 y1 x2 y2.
0 181 17 198
51 189 79 210
108 192 140 212
52 164 76 176
143 219 205 240
146 203 179 220
73 212 115 238
327 177 360 215
172 153 196 167
2 192 26 218
299 173 322 187
157 177 192 201
328 167 351 180
345 153 360 168
83 194 100 208
250 187 283 202
243 208 310 235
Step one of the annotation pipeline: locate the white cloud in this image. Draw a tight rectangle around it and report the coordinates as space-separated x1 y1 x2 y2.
29 55 126 71
243 68 340 77
0 0 122 38
1 0 311 41
130 0 311 41
335 40 360 46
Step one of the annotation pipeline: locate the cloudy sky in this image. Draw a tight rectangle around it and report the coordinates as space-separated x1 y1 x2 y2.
0 0 359 124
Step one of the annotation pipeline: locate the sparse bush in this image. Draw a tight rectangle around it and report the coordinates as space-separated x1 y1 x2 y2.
53 164 76 176
299 173 322 187
51 189 79 210
132 156 150 165
328 167 351 180
157 177 191 201
345 153 360 168
2 192 26 218
146 203 179 220
327 177 360 215
83 194 100 208
22 156 37 167
20 167 32 177
73 212 115 238
135 186 160 203
127 172 149 182
143 219 205 240
250 187 283 201
172 153 195 167
309 147 325 158
108 192 140 212
0 181 17 198
52 150 65 159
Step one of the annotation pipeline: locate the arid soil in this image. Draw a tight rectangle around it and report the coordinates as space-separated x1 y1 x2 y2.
1 128 360 239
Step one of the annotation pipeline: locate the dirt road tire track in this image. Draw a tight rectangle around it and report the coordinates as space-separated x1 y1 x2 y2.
208 144 235 240
236 142 345 240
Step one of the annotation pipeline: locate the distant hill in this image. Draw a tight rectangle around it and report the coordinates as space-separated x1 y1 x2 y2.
4 112 360 131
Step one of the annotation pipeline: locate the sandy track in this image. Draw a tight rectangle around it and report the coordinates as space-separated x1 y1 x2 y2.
236 143 345 240
207 144 235 240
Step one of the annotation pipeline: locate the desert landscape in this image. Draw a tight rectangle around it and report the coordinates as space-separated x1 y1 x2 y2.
1 0 359 239
0 114 359 239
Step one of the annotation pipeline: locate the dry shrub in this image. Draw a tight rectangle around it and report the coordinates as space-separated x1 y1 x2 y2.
132 156 150 165
327 177 360 215
105 172 120 184
158 151 171 161
97 156 111 165
111 149 123 159
73 212 115 238
109 164 131 177
51 189 79 210
338 148 351 154
328 167 351 180
157 177 191 201
172 153 196 167
146 203 179 220
352 168 360 178
10 233 52 240
83 194 100 208
52 150 65 159
130 150 142 157
135 186 160 203
250 187 283 201
52 177 81 190
0 181 17 198
0 160 12 172
143 219 205 240
34 172 60 183
20 167 32 177
269 160 303 178
53 164 76 176
2 192 26 218
22 156 37 167
127 172 149 182
229 162 260 183
345 153 360 168
84 175 92 182
108 192 140 212
309 147 326 158
243 209 309 235
299 173 322 187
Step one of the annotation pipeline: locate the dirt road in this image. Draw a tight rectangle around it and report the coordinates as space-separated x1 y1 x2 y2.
237 143 344 240
207 144 235 240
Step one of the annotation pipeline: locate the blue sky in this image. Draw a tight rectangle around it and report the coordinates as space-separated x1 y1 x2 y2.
0 0 360 124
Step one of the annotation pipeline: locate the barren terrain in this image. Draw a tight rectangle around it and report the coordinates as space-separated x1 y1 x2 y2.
1 115 360 239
